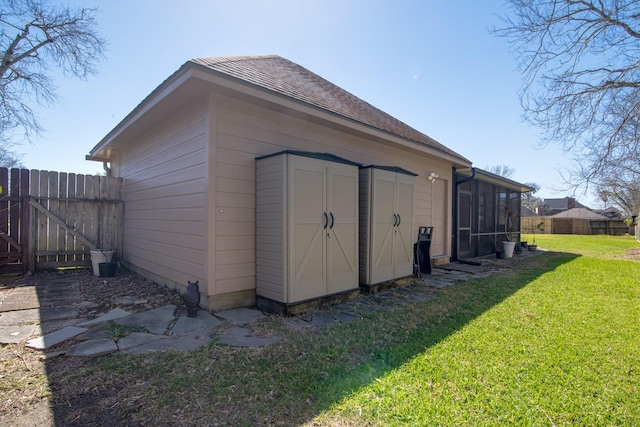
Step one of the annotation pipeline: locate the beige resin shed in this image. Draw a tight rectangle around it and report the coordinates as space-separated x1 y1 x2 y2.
87 55 471 311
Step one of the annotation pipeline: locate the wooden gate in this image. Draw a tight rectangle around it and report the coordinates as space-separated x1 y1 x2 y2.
0 169 29 273
0 168 123 273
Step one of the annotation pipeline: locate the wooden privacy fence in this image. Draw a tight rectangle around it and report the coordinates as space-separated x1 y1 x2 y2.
521 216 629 236
0 168 123 273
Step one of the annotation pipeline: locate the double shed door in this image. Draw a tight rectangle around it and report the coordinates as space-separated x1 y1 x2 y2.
288 155 359 303
369 169 414 284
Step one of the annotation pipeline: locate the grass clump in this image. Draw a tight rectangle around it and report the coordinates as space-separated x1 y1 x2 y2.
108 322 147 338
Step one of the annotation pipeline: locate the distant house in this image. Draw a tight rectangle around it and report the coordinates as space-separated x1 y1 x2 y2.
552 208 607 219
540 197 589 216
594 206 622 219
521 205 538 217
87 55 474 312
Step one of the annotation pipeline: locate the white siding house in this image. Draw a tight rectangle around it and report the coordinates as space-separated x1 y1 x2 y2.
87 55 471 311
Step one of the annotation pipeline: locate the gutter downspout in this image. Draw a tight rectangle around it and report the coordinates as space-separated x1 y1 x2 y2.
456 167 476 186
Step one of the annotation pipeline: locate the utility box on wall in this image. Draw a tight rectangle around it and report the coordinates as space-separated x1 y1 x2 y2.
255 151 360 312
359 165 416 289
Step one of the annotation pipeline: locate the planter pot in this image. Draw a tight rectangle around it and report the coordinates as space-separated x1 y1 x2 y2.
90 249 114 276
496 250 506 259
521 241 528 249
528 244 537 252
503 241 516 258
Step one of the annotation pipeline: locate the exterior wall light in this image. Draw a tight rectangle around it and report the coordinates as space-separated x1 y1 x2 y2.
427 172 439 184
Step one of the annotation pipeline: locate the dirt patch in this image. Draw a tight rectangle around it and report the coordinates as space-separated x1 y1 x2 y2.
624 248 640 260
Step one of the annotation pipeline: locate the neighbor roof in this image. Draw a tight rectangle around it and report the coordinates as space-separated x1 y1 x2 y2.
543 197 588 210
189 55 469 163
552 208 607 219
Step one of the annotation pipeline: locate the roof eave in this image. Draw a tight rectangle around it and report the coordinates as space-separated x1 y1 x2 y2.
87 62 196 160
457 167 535 193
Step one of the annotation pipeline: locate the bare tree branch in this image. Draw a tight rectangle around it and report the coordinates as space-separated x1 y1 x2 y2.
494 0 640 211
0 0 106 143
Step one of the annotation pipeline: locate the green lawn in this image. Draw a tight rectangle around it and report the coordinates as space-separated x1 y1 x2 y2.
523 233 639 259
307 235 640 426
8 235 639 426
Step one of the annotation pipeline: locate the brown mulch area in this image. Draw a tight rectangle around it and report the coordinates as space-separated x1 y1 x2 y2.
0 267 185 426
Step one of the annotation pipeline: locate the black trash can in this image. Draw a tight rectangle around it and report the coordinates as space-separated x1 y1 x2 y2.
414 226 433 276
99 262 117 277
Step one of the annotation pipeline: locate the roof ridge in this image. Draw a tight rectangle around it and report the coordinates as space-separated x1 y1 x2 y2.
191 55 281 66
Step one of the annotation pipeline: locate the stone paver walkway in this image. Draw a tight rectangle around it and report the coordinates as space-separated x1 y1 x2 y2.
0 251 539 357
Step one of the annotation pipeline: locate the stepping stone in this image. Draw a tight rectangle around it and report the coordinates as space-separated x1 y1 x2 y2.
171 313 223 335
332 303 357 314
40 307 79 321
406 293 437 303
66 338 118 357
115 305 176 335
422 279 453 289
0 325 37 344
39 319 83 335
26 325 88 350
217 327 279 347
76 323 113 341
124 329 216 354
307 311 338 327
117 332 165 352
216 308 267 325
0 309 40 326
395 287 417 296
283 317 315 329
78 308 131 326
331 311 360 323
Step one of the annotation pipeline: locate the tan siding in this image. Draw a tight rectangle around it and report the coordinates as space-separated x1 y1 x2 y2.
116 90 458 303
215 95 455 297
216 276 254 294
117 103 208 288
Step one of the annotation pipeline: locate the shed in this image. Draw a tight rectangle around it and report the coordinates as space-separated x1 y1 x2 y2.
87 55 471 311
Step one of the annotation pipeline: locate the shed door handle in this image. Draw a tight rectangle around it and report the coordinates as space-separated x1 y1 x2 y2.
329 212 335 229
323 212 328 229
397 214 401 226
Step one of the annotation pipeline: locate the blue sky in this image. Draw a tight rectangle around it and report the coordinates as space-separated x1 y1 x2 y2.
20 0 599 207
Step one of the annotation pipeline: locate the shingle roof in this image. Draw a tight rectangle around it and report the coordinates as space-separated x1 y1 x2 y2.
190 55 469 163
552 208 606 219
